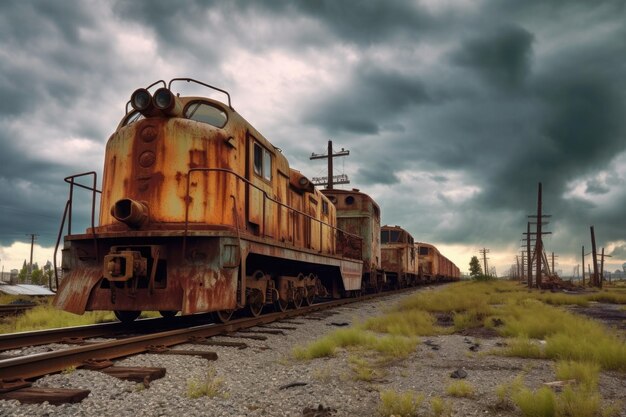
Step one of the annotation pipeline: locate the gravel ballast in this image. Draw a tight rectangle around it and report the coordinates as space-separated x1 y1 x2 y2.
1 287 625 417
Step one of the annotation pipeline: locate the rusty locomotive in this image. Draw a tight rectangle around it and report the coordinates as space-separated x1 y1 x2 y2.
53 79 459 322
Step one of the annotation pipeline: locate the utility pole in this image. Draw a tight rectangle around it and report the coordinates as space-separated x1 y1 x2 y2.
526 223 532 287
535 183 543 287
528 183 551 288
590 226 599 287
551 252 558 276
598 248 611 288
26 233 38 284
310 140 350 189
581 246 585 286
479 248 489 277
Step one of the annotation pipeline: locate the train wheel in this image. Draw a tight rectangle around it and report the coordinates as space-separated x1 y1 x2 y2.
215 309 234 323
247 289 264 317
275 298 288 312
292 288 304 309
303 286 315 306
114 310 141 323
159 310 178 318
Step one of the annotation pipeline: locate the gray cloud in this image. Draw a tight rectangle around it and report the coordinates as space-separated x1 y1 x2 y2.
452 25 534 90
304 65 431 135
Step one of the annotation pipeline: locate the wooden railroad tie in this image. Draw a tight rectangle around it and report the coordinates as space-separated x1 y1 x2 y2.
188 337 248 350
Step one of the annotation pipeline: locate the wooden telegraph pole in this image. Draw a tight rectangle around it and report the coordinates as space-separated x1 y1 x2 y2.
479 248 490 277
590 226 599 287
310 140 350 189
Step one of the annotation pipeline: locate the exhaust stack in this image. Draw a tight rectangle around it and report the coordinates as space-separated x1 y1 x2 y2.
111 199 149 228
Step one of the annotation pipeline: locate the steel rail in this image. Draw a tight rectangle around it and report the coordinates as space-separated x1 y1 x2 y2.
0 289 411 381
0 314 213 352
0 304 37 316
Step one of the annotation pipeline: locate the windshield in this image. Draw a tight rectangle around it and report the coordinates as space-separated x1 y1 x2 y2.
184 101 227 127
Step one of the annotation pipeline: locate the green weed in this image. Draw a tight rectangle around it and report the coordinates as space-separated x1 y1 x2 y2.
446 380 474 397
378 390 424 417
555 361 599 389
365 309 438 336
499 336 543 359
0 304 115 334
186 367 227 399
430 396 452 417
293 338 336 359
348 356 382 382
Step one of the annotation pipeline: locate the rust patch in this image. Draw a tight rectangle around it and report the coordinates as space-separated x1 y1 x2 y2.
54 266 102 315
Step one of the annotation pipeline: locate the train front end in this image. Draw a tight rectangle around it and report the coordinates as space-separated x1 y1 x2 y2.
54 80 246 320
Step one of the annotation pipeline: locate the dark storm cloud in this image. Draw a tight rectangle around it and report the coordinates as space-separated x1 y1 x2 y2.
305 65 431 135
292 0 434 45
357 160 400 185
0 1 133 248
452 25 534 90
0 138 77 246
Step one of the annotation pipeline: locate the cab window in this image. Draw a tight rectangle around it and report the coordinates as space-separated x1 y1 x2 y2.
254 142 272 181
184 101 227 127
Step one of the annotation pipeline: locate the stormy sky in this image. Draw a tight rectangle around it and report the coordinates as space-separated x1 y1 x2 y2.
1 0 625 276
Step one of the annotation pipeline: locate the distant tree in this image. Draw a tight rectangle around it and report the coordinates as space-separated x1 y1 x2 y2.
469 256 482 278
31 268 43 285
18 260 28 283
43 261 54 288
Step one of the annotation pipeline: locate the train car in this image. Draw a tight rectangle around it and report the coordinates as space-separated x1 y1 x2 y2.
380 225 418 288
416 242 437 283
321 188 385 292
417 242 460 282
54 79 363 322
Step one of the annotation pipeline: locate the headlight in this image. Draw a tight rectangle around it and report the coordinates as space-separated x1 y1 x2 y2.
153 88 174 111
130 88 152 111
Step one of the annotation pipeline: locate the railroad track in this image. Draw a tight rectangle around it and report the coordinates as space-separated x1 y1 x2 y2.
0 312 215 352
0 289 413 404
0 303 37 317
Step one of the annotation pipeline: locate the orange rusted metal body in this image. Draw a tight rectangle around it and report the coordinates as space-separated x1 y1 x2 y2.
322 189 385 292
54 79 362 317
417 242 460 282
380 225 418 287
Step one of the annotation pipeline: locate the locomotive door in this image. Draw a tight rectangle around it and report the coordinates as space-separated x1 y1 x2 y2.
305 196 319 250
246 134 274 237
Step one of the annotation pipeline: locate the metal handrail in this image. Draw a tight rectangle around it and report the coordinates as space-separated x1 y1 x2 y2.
183 168 362 259
168 78 233 110
53 172 102 292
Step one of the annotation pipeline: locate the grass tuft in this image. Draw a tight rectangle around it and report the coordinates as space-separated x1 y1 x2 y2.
446 380 474 397
555 361 599 389
430 396 452 417
293 328 417 361
499 336 544 359
293 338 336 360
511 386 556 417
365 309 438 336
186 367 227 399
378 390 424 417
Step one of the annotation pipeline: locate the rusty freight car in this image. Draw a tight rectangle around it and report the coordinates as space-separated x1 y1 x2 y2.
54 79 363 322
380 225 418 288
417 242 460 283
322 188 385 293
